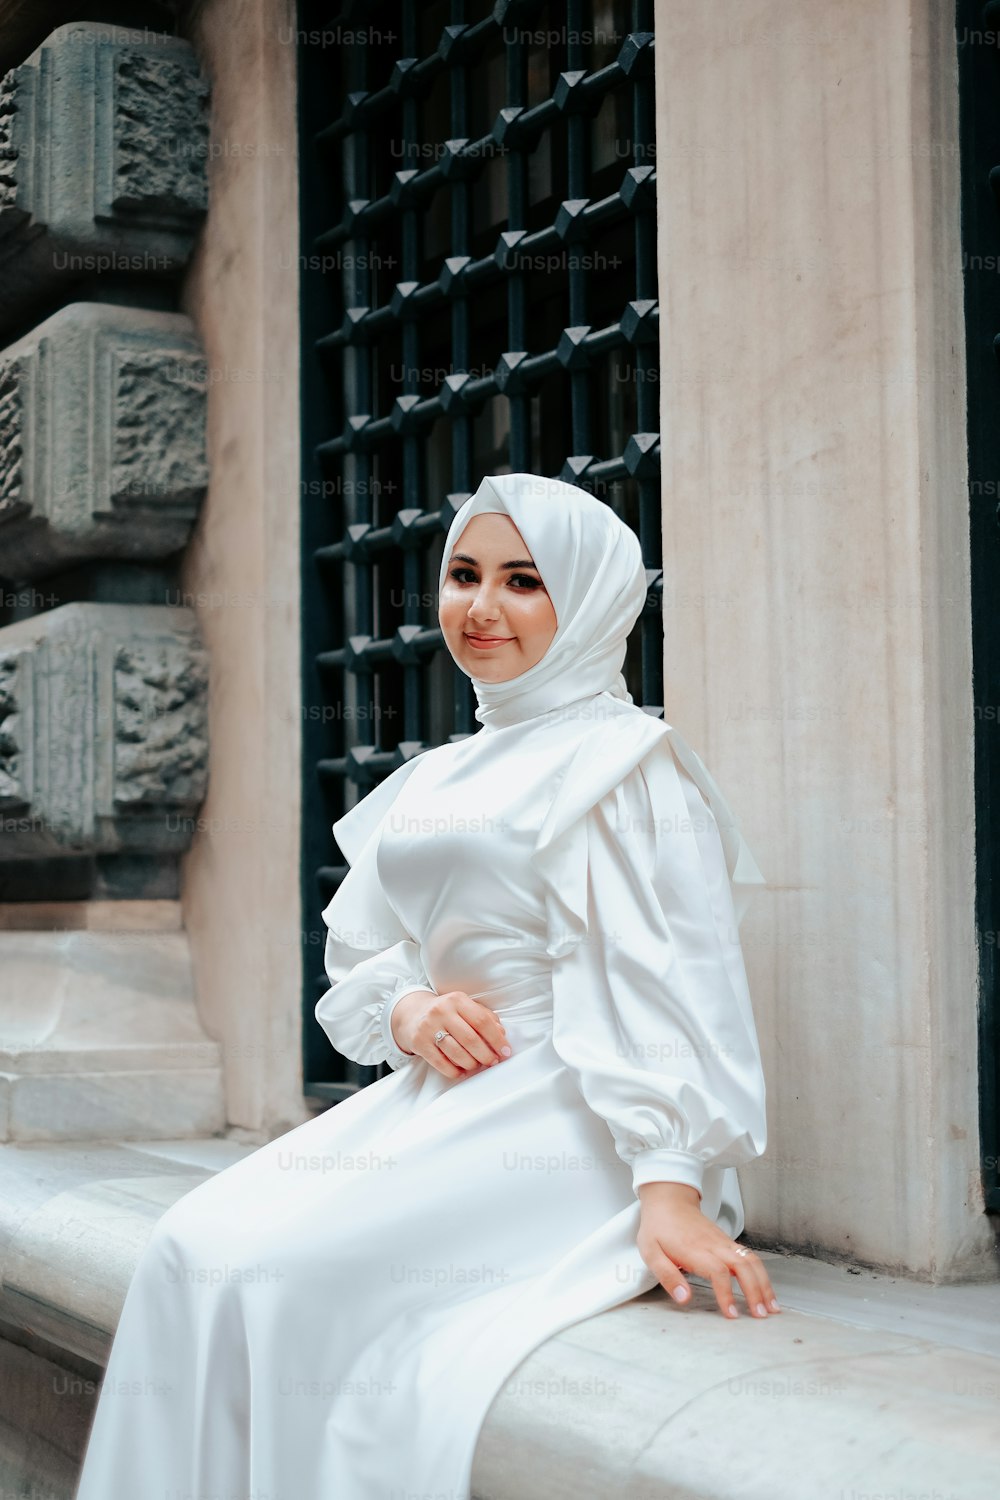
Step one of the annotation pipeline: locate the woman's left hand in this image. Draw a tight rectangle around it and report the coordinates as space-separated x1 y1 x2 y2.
636 1181 781 1320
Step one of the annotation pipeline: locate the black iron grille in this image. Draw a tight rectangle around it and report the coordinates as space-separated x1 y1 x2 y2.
298 0 660 1101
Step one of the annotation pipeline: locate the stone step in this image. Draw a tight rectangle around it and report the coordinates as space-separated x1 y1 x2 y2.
0 927 225 1142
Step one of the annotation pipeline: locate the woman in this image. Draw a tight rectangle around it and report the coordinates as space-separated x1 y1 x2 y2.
74 472 777 1500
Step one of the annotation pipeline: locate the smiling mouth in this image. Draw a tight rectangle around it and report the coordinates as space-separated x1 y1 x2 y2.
464 633 515 646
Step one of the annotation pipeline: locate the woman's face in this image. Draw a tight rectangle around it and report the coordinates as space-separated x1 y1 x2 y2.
439 512 557 682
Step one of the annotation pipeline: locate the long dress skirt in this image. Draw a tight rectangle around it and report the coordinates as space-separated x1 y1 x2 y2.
73 984 666 1500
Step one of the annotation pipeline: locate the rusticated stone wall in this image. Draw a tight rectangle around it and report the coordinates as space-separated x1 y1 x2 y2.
0 20 222 1146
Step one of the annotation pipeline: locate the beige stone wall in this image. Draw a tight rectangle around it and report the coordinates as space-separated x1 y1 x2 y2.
654 0 993 1276
179 0 307 1138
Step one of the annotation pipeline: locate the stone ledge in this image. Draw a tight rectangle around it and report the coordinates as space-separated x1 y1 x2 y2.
1 1139 998 1500
0 1138 248 1365
475 1280 1000 1499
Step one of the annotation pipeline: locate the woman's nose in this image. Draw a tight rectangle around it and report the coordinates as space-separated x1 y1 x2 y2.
468 584 502 619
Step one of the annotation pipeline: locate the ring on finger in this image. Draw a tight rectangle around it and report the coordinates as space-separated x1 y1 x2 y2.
433 1029 451 1047
734 1247 749 1258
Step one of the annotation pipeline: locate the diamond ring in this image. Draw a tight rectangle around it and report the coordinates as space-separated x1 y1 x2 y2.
735 1247 749 1258
433 1029 451 1046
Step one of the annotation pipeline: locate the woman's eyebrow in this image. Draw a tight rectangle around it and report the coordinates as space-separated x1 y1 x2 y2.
449 552 539 571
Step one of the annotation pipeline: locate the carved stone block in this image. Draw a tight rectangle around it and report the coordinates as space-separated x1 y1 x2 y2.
0 601 208 859
0 302 207 578
0 21 209 328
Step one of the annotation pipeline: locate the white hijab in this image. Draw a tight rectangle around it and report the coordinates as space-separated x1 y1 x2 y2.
438 473 646 731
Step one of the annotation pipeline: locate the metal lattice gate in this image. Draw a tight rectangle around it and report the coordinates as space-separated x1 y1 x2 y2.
298 0 661 1102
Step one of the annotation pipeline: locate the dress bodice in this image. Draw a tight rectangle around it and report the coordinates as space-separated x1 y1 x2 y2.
374 721 575 1000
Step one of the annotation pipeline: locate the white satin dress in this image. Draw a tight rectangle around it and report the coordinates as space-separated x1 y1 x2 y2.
74 696 767 1500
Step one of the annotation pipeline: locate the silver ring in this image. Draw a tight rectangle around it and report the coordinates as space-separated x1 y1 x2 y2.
433 1029 451 1046
734 1247 750 1258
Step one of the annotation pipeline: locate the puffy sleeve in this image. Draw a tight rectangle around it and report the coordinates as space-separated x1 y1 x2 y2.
548 737 767 1201
315 759 433 1071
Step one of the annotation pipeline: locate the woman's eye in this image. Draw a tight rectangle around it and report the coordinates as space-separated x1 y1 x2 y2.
447 566 542 590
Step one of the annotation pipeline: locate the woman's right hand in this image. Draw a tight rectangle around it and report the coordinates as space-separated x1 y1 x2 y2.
390 989 512 1079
